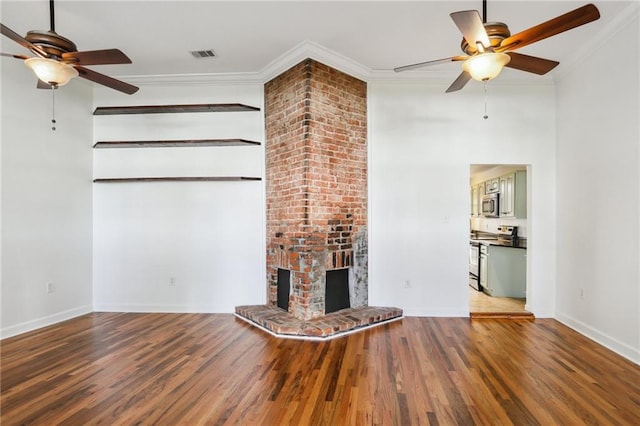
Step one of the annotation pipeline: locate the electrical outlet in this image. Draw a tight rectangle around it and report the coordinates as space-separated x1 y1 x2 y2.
580 288 585 299
169 277 176 286
46 282 55 293
404 280 411 289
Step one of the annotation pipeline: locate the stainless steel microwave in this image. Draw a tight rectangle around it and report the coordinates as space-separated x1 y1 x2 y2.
482 193 499 217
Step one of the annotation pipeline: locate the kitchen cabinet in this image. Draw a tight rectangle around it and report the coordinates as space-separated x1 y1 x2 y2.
482 244 526 298
470 184 483 216
499 170 526 218
485 178 500 194
479 245 488 290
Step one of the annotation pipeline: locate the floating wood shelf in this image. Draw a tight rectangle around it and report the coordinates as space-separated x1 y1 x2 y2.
93 177 262 183
93 103 260 115
93 139 261 148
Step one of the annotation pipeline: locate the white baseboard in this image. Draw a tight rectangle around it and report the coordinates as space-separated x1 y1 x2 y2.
529 308 554 318
95 305 468 318
1 305 93 339
555 312 640 365
93 304 232 314
402 307 470 317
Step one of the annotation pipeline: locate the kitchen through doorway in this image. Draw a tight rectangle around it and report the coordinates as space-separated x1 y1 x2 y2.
469 164 532 318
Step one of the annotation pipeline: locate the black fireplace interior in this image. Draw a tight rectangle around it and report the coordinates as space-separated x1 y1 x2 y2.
325 268 350 314
277 268 290 311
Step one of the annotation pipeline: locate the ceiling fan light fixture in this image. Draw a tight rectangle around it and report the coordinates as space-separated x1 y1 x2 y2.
24 57 78 86
462 52 511 82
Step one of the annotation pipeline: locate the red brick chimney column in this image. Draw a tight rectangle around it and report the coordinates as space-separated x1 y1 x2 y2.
264 59 367 320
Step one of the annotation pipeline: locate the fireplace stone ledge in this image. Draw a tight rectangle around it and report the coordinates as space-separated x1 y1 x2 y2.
235 305 403 339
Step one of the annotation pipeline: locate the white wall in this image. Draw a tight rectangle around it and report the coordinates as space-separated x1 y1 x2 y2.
1 58 94 338
555 8 639 363
368 80 557 317
92 84 266 312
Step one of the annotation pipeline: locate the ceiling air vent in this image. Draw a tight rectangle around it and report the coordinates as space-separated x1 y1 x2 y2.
190 49 217 59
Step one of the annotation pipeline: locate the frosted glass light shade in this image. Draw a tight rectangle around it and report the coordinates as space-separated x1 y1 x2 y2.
24 57 78 86
462 53 511 82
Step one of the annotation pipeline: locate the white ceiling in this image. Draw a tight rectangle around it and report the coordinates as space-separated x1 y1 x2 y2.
0 1 633 84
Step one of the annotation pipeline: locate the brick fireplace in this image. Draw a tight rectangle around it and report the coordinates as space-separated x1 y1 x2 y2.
235 59 402 337
264 59 368 321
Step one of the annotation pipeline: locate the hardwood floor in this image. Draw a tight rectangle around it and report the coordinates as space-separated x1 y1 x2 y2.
469 287 533 319
2 313 639 425
468 287 526 313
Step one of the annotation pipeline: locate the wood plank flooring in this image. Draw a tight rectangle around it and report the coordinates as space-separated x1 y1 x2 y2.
469 288 534 319
2 313 639 425
468 287 527 313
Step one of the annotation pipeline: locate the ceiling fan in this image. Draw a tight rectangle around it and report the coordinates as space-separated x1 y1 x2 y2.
394 1 600 93
1 0 138 94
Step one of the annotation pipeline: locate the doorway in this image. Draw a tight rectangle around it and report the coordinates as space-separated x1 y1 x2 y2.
469 164 532 318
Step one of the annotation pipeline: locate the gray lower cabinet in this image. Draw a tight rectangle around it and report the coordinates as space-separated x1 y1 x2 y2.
481 244 526 298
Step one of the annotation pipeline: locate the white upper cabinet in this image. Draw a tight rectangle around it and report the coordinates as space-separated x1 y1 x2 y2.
485 178 500 194
470 184 481 216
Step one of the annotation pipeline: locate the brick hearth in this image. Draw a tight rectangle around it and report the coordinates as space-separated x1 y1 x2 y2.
235 305 403 339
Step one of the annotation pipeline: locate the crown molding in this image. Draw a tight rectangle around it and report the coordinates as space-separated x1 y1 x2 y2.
112 2 639 90
115 40 372 87
553 1 640 83
121 40 553 89
115 72 263 87
257 39 371 83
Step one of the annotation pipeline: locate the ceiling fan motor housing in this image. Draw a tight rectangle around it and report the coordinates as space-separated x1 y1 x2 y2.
461 22 510 55
25 30 77 60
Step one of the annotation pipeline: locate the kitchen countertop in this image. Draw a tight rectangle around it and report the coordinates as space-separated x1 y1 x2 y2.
470 237 527 249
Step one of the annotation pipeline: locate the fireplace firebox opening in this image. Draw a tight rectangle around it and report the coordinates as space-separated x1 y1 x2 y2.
277 268 290 311
325 268 350 314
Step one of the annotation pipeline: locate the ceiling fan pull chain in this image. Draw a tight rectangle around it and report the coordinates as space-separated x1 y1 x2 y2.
51 84 57 131
483 81 489 120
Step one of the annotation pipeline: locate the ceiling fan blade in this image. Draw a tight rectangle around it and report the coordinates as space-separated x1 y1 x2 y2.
450 10 490 51
1 52 29 60
394 56 467 72
1 23 48 57
445 71 472 93
62 49 132 66
506 52 559 75
75 66 139 95
497 4 600 52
